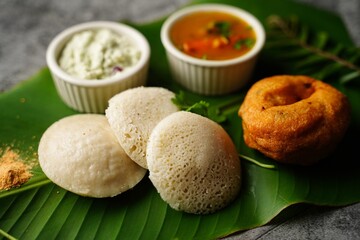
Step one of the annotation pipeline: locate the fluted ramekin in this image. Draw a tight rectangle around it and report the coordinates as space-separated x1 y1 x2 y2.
46 21 150 113
161 4 265 95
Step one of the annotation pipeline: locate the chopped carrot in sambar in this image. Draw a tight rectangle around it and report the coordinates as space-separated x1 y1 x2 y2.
170 11 256 60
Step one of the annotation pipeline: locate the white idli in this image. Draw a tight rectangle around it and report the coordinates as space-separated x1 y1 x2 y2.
38 114 147 198
147 111 241 214
105 87 179 169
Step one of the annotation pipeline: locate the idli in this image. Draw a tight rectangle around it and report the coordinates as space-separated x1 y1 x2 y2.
38 114 146 198
105 87 179 169
147 111 241 214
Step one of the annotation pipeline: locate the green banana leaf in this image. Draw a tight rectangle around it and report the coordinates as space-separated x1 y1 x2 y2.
1 0 360 239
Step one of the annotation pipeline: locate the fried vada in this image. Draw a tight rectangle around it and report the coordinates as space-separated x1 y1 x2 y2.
239 75 351 165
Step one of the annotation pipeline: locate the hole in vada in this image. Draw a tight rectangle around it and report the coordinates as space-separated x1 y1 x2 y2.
264 82 315 107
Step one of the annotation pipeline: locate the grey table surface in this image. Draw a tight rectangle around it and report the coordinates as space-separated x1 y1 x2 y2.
0 0 359 239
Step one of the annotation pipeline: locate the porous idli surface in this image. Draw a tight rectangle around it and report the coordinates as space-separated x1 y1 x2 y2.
105 87 179 169
147 111 241 214
38 114 147 198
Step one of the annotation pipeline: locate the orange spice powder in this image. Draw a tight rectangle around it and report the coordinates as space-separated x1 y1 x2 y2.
0 148 32 190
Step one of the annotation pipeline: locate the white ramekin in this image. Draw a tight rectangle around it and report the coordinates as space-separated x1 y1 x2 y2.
161 4 265 95
46 21 150 113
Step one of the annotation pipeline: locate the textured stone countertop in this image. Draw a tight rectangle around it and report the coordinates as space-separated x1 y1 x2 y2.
0 0 359 239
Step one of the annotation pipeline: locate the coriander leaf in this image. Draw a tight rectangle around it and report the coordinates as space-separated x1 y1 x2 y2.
171 91 227 123
171 90 188 110
207 107 227 123
207 21 231 38
215 21 231 38
234 38 255 50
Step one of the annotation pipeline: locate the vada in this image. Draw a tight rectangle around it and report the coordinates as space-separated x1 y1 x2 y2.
239 75 351 165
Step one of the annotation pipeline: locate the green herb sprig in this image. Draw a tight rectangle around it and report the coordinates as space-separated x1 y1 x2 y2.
234 38 255 50
212 21 231 38
265 15 360 84
171 91 227 123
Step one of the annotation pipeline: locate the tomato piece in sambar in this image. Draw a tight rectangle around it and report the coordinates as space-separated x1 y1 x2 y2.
170 11 256 60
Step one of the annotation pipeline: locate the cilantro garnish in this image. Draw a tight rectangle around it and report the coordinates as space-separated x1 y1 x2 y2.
234 38 255 50
214 21 231 38
207 21 232 38
171 91 227 123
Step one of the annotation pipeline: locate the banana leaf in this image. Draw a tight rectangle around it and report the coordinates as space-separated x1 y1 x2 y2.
1 0 360 239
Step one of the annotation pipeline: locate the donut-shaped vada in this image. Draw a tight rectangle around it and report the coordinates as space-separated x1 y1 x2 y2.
238 75 351 165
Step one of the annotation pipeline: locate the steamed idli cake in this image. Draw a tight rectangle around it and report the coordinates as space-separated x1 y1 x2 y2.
147 111 241 214
38 114 146 198
105 87 179 169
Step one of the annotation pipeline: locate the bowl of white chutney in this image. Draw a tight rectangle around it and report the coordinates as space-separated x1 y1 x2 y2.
46 21 150 113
